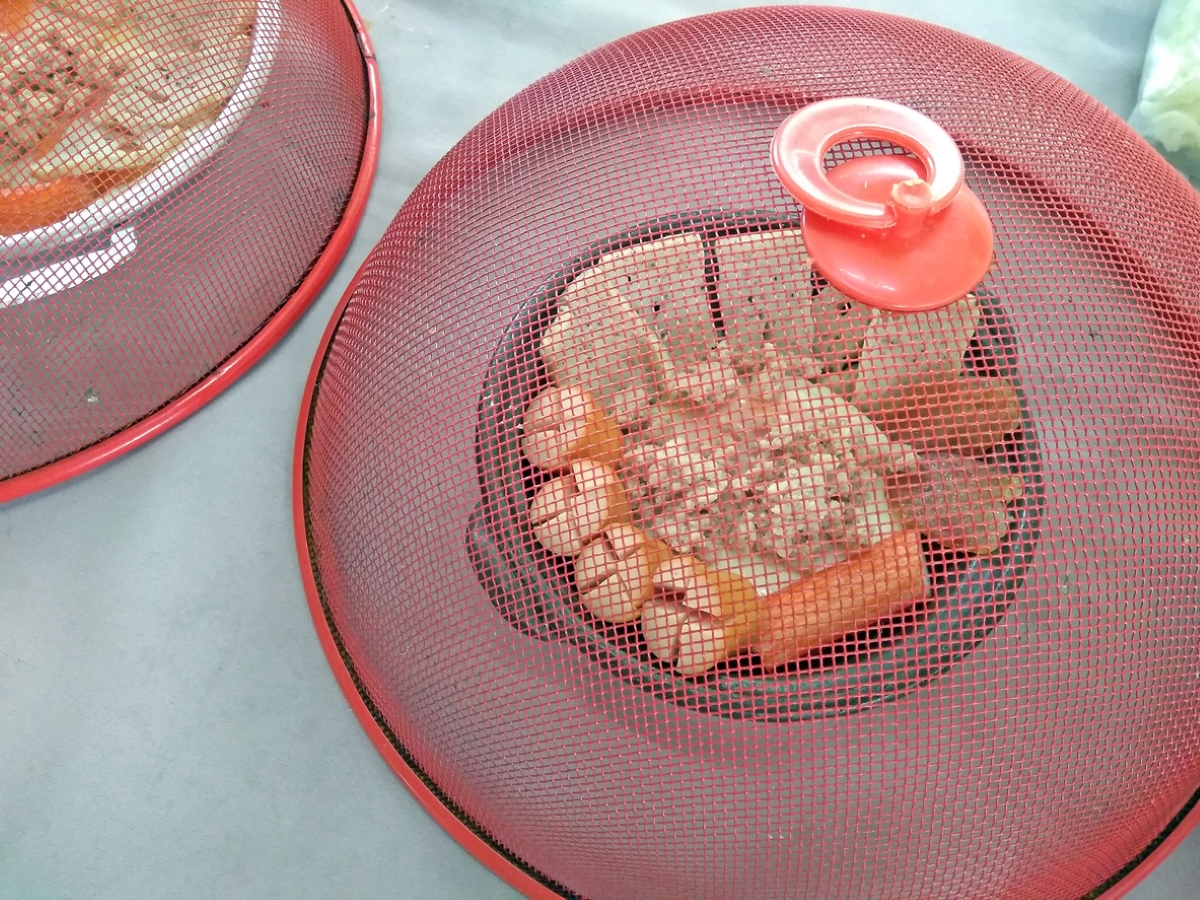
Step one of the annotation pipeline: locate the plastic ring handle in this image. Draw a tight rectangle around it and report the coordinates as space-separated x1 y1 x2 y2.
771 97 965 231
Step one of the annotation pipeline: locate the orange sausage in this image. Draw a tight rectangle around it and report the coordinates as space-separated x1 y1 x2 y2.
0 0 34 36
754 529 928 669
0 167 155 235
0 178 100 235
89 166 152 195
865 370 1022 457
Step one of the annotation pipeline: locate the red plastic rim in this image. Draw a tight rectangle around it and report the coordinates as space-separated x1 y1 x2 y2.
1096 794 1200 899
0 0 381 505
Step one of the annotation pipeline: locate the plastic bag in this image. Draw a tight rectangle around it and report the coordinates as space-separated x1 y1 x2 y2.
1129 0 1200 187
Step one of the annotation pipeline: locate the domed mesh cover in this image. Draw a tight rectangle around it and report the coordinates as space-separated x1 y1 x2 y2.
0 0 372 493
298 8 1200 900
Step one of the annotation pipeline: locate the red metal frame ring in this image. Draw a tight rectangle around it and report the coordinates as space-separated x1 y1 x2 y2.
1093 791 1200 899
293 256 1200 900
0 0 382 505
292 260 575 900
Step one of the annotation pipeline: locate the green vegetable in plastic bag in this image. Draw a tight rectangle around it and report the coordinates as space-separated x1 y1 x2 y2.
1130 0 1200 187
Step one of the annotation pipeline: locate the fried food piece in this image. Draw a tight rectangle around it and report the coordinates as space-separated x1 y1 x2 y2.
642 555 761 676
864 370 1022 457
575 524 673 623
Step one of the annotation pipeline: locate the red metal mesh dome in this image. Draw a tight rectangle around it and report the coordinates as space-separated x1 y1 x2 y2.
0 0 377 500
296 8 1200 899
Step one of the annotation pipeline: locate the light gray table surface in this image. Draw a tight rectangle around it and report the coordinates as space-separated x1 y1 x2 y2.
3 1 1198 898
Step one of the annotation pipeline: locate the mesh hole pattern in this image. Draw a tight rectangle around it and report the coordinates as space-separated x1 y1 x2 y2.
300 8 1200 900
0 0 371 487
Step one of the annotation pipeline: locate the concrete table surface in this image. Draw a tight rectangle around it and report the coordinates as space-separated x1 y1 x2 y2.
3 1 1198 898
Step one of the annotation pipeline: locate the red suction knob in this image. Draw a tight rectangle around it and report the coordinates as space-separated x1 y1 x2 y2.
771 97 994 312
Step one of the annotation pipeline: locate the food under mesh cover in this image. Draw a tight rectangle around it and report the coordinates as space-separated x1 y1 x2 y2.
0 0 370 489
2 0 255 232
299 7 1200 900
472 209 1041 721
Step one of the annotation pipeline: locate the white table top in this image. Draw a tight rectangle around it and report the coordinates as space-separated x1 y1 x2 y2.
4 1 1198 898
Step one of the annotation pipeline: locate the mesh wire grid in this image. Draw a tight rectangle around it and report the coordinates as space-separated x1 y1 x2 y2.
0 0 377 498
297 7 1200 900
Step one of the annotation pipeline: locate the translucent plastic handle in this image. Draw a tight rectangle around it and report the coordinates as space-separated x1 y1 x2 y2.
771 97 965 233
0 226 137 309
771 97 994 312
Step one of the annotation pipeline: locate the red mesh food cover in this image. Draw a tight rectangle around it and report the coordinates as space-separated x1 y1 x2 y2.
296 8 1200 900
0 0 377 500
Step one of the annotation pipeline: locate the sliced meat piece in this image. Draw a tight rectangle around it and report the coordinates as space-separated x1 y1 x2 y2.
100 23 250 131
809 281 873 375
10 7 111 86
45 0 132 27
853 293 981 406
133 0 256 45
714 227 812 368
715 228 873 386
753 372 921 474
0 89 44 159
539 265 663 427
886 453 1023 554
593 233 715 368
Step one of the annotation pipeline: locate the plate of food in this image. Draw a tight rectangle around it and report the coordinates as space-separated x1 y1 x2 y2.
470 209 1042 721
1 0 279 266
